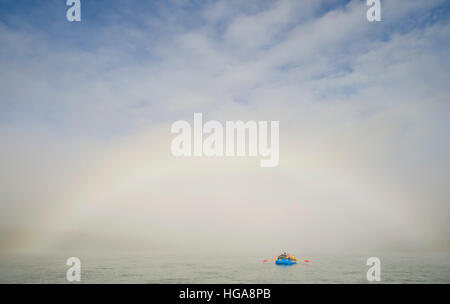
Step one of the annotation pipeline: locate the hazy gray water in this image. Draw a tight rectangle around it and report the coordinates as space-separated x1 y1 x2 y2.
1 253 449 283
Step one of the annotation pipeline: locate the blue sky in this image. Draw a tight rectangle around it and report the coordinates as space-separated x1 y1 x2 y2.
0 0 449 253
0 0 449 134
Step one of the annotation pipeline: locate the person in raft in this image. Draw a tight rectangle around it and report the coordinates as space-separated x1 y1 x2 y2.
277 252 296 261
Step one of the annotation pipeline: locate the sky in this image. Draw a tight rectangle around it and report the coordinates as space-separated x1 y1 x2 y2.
0 0 449 255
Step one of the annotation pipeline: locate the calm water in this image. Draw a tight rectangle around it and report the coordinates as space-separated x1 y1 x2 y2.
1 253 449 283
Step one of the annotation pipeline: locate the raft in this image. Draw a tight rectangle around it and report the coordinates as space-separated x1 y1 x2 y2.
275 258 296 265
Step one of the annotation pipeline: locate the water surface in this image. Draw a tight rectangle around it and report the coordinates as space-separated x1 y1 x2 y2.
1 253 449 283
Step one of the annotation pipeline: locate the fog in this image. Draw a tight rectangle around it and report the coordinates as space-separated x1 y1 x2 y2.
0 0 449 255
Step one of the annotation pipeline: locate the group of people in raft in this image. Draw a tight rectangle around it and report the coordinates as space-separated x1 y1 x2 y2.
277 252 296 262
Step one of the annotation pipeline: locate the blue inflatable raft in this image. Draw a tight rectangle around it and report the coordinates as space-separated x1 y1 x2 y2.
275 258 296 266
